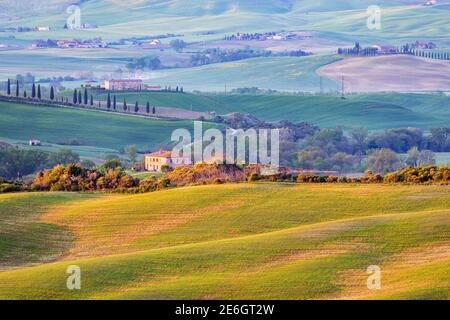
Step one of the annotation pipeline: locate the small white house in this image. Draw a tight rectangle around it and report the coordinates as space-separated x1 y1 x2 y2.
36 26 50 31
29 139 41 146
424 0 437 5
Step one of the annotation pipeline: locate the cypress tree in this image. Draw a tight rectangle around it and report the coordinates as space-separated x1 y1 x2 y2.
134 101 139 113
7 79 10 95
78 91 82 104
107 93 111 109
123 99 127 111
73 89 78 104
23 90 27 98
90 94 94 106
84 88 88 105
146 101 150 113
32 83 36 98
152 106 156 114
15 80 19 97
37 84 41 100
113 95 116 110
50 86 55 100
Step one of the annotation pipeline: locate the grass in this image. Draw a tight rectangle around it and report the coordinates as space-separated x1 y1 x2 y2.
0 192 101 270
0 5 449 100
1 93 449 160
1 2 449 46
0 183 448 299
125 170 164 179
135 55 342 92
0 101 219 151
0 137 124 164
435 153 450 165
95 91 450 130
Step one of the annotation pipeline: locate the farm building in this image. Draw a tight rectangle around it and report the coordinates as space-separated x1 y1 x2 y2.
28 139 41 146
36 26 50 31
145 85 162 91
104 79 144 91
371 45 398 54
424 0 437 6
144 150 191 172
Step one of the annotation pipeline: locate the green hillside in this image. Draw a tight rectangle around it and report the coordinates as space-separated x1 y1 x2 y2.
0 184 448 299
306 5 450 46
95 92 450 130
0 0 422 19
1 1 449 46
0 192 100 269
0 101 219 151
139 55 341 92
1 93 448 157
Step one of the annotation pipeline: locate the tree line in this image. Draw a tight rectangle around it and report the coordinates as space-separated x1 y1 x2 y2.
338 42 450 61
292 126 450 173
189 48 310 67
0 147 80 179
1 81 160 117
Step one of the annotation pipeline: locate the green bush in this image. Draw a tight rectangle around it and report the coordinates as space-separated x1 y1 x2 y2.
0 183 21 193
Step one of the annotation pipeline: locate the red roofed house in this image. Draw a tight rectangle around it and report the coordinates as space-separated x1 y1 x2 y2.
104 79 144 91
144 150 191 172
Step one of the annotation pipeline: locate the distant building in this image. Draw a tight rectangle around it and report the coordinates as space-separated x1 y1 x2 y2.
64 23 98 30
30 40 48 49
56 40 79 48
36 26 50 31
413 41 437 49
145 85 162 91
55 39 106 49
29 139 41 146
104 79 144 91
424 0 437 6
371 44 398 54
144 150 190 172
139 39 170 49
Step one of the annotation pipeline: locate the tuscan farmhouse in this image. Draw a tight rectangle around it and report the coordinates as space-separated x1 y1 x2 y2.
104 79 144 91
144 150 191 172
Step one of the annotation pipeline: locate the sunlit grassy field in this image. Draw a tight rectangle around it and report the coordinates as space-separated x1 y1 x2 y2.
0 183 448 299
0 101 219 151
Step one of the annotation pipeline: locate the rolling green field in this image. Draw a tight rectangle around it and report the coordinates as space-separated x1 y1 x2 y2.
1 92 449 160
138 55 342 92
96 92 450 130
0 53 340 92
2 1 449 46
0 101 219 151
0 183 449 299
1 2 450 93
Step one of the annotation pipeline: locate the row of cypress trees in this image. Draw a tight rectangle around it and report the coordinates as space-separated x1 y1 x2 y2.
5 79 46 99
72 88 94 106
105 92 156 114
4 80 158 116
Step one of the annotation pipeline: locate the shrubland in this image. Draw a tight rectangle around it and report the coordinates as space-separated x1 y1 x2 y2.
9 163 447 195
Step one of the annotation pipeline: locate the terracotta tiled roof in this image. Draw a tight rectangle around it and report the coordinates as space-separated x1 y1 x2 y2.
109 79 142 83
145 150 172 158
